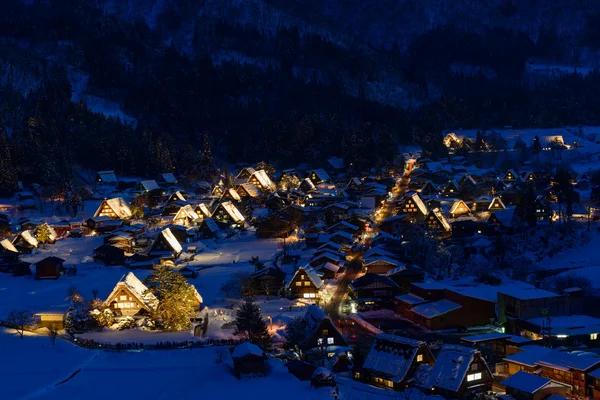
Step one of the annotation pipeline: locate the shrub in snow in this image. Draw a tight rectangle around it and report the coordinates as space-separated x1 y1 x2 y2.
136 316 156 330
117 316 137 330
311 367 336 388
65 308 93 335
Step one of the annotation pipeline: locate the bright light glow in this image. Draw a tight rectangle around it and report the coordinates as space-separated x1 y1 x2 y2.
556 334 568 338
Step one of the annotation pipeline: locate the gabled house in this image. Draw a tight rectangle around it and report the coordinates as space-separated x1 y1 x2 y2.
221 188 242 203
298 305 349 361
104 272 159 317
198 218 220 238
236 183 262 199
94 198 133 220
235 167 256 184
212 201 245 226
96 170 118 184
246 267 286 297
286 266 323 299
441 181 460 197
473 195 492 212
426 208 451 232
355 334 434 390
0 239 19 263
398 192 428 220
364 257 404 276
173 205 199 227
299 178 316 193
349 273 401 305
278 169 301 190
35 256 64 280
161 200 188 217
194 203 212 219
328 230 354 246
418 345 493 398
309 252 342 268
314 262 342 280
420 181 439 196
211 185 224 197
488 196 506 211
501 371 569 400
308 169 331 185
12 230 39 254
449 200 471 218
503 169 519 183
136 180 161 193
157 173 177 186
249 170 276 192
521 171 536 183
147 228 183 258
166 191 187 204
326 221 359 235
93 244 125 266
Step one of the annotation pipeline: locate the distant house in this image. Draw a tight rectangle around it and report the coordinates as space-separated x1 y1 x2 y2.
235 167 256 184
497 287 564 329
449 200 471 218
157 173 177 186
93 244 125 266
355 334 434 390
237 183 262 199
246 267 286 297
12 230 39 254
408 299 462 330
104 272 159 317
501 371 569 400
299 178 316 193
425 208 451 232
298 305 350 361
503 169 519 183
308 169 331 185
0 239 19 264
398 192 428 220
172 205 199 227
136 180 161 193
441 181 460 197
96 170 118 184
417 344 493 398
194 203 212 219
94 198 133 220
231 342 267 378
35 256 64 280
326 221 359 235
420 181 439 196
489 196 506 211
166 191 187 204
349 273 401 305
248 170 276 192
286 266 323 299
198 218 220 238
221 188 242 203
364 257 404 275
147 228 183 258
212 201 245 226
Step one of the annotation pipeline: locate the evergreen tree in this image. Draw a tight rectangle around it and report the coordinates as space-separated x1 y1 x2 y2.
234 300 273 351
284 315 310 350
200 133 216 179
144 266 198 331
255 161 276 179
35 223 53 248
0 128 18 196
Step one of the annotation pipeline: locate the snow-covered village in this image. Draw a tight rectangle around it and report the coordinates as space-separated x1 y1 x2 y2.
2 125 600 400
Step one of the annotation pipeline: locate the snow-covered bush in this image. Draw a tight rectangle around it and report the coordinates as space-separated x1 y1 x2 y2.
90 308 116 328
311 367 336 388
136 316 156 330
116 316 137 330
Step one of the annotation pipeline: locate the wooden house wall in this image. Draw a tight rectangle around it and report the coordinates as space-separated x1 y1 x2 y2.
289 270 319 299
106 287 146 317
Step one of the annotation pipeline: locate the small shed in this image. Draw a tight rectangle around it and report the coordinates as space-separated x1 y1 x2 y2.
35 256 64 279
230 342 267 378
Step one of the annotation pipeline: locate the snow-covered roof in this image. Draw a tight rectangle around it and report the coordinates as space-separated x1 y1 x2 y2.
505 345 600 371
327 157 344 170
288 266 323 289
223 188 241 202
19 230 39 247
160 228 183 254
1 239 18 253
410 299 461 319
318 262 341 273
449 200 470 215
160 173 177 184
409 192 428 216
501 371 551 394
238 183 262 198
525 315 600 336
395 293 427 306
217 201 245 223
420 345 479 392
488 197 506 210
173 205 199 222
498 287 559 300
99 198 133 219
310 169 331 182
97 170 117 183
168 191 186 203
195 203 212 218
431 208 451 231
138 180 160 191
235 167 256 180
232 341 264 358
461 332 510 343
201 218 219 233
251 170 276 191
326 220 359 233
105 272 159 312
364 257 402 268
363 334 424 383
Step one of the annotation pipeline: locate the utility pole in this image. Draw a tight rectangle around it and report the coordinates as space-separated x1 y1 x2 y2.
541 308 552 348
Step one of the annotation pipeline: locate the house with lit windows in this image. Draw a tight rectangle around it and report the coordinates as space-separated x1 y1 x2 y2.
425 208 451 232
397 192 428 221
286 266 323 299
104 272 159 317
147 228 183 259
94 198 133 220
355 334 434 390
417 344 493 398
211 201 245 227
298 305 350 362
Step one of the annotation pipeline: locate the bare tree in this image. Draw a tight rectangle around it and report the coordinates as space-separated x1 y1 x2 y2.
7 310 34 339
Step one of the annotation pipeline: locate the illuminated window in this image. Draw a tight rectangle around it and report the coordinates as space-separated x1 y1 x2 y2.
354 372 361 379
119 295 127 301
327 337 334 345
592 333 598 340
322 329 329 336
467 373 482 382
295 282 302 287
304 281 311 286
303 293 316 299
417 354 423 362
317 338 323 345
301 275 306 279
